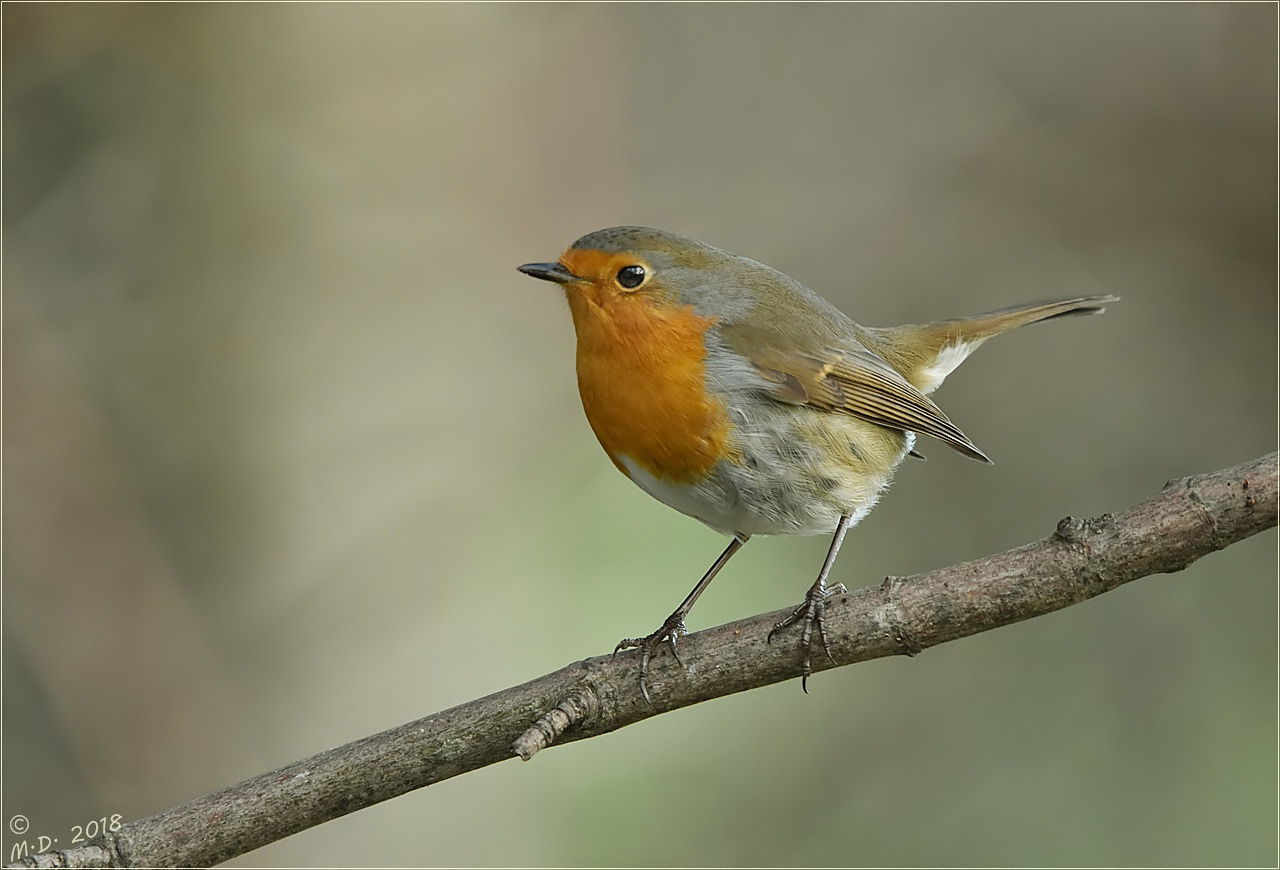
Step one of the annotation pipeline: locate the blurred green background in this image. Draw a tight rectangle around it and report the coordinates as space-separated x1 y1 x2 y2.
4 4 1276 867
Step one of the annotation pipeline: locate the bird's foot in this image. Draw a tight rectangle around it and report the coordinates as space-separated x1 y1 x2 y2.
614 614 688 704
767 580 847 692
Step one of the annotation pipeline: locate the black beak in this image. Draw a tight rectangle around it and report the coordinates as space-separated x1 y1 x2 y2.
518 262 579 285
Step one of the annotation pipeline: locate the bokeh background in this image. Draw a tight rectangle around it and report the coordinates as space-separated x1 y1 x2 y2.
4 4 1276 867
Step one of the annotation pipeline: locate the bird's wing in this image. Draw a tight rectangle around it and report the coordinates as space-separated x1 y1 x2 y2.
721 324 991 463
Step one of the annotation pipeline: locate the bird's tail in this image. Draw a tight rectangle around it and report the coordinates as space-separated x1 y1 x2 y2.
873 295 1119 395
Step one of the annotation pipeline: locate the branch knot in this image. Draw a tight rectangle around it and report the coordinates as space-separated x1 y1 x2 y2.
511 683 601 761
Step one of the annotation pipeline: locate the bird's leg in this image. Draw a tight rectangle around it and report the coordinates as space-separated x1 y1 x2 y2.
615 533 749 703
767 513 853 692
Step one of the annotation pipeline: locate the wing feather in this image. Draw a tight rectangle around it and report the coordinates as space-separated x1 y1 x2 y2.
722 325 991 463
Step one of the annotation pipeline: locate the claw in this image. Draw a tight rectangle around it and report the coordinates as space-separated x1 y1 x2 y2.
771 579 847 690
612 535 750 702
772 514 855 691
614 616 688 705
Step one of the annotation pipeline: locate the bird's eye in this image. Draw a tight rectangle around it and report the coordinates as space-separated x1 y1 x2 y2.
616 265 646 289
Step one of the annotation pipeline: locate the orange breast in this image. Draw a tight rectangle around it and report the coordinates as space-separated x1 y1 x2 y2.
566 286 734 485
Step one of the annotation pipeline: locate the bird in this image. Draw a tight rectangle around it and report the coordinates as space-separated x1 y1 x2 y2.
519 226 1117 700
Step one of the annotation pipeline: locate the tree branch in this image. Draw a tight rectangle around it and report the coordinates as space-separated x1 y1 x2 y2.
10 453 1276 869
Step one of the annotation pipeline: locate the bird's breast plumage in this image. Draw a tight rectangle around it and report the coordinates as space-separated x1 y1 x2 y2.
568 288 738 487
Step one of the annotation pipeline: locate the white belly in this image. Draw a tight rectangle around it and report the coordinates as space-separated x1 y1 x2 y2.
616 416 914 538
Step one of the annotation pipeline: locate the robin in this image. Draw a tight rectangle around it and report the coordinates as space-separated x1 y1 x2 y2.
519 226 1116 699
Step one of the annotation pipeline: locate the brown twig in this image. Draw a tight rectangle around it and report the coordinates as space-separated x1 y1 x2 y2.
8 453 1275 869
